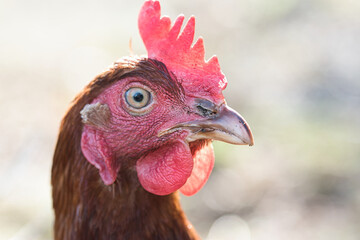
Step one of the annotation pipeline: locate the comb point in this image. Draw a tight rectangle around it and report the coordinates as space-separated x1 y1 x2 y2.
168 15 185 41
191 37 205 60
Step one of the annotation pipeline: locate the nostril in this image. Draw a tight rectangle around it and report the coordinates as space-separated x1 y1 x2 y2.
196 105 217 118
194 98 219 117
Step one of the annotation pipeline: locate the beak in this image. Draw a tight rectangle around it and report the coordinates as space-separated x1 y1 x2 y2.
159 104 254 146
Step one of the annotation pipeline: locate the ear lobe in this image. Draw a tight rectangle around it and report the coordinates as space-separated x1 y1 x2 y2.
81 127 118 185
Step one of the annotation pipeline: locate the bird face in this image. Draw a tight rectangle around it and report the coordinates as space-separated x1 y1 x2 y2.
80 59 253 196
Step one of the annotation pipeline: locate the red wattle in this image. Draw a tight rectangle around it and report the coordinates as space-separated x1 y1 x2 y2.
180 142 214 196
136 141 194 196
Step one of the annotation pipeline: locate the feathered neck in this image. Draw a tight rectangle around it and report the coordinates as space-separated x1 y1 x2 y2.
51 59 199 240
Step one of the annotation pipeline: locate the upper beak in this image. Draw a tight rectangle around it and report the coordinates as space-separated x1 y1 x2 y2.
159 104 254 146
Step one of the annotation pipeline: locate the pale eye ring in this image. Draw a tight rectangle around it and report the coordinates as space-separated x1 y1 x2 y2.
125 87 151 109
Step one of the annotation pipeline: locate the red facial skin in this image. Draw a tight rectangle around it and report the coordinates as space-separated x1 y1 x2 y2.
81 74 224 196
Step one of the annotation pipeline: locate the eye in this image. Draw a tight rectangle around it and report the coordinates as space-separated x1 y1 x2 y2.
125 87 151 109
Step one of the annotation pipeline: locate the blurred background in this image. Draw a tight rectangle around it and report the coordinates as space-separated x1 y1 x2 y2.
0 0 359 239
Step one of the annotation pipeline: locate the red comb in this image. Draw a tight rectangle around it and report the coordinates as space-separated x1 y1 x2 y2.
138 1 227 99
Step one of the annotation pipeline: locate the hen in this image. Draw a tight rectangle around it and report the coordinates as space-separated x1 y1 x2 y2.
52 1 253 239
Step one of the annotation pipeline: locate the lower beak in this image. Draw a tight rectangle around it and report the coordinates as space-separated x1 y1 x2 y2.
160 105 254 146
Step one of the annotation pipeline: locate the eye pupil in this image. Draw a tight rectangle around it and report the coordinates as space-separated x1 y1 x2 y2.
133 92 144 102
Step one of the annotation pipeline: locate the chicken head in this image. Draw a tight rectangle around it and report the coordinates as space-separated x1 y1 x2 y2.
80 1 253 197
